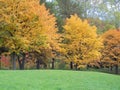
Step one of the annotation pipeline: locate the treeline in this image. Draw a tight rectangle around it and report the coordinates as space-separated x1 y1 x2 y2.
0 0 120 74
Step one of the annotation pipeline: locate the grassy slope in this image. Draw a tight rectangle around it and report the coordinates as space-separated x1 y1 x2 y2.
0 70 120 90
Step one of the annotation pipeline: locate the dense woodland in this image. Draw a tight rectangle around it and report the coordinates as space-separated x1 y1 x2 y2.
0 0 120 74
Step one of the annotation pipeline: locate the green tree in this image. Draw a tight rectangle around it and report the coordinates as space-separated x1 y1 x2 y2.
54 0 84 32
87 18 115 34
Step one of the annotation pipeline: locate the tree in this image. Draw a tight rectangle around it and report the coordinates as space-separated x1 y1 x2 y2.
40 0 46 4
62 14 103 69
0 0 59 70
87 18 115 34
0 0 33 69
49 0 84 32
56 0 83 19
91 0 120 30
104 0 120 30
101 30 120 74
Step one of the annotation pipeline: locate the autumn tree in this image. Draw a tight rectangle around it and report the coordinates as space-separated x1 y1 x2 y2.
0 0 59 70
101 30 120 74
30 1 60 69
0 0 32 69
62 14 103 70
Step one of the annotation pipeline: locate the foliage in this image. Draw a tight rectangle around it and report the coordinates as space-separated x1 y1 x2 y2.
0 55 10 68
0 0 58 52
87 18 115 34
0 0 120 71
101 30 120 67
62 14 103 68
0 0 59 69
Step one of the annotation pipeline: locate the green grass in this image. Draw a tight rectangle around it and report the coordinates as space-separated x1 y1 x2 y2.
0 70 120 90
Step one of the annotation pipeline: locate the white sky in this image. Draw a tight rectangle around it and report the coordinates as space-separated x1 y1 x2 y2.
46 0 52 2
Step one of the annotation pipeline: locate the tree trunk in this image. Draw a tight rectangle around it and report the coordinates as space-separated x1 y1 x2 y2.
52 58 55 69
110 66 113 71
18 56 22 69
44 64 47 69
0 56 1 69
18 54 25 70
21 53 25 70
36 58 40 69
75 63 78 70
70 61 73 69
115 64 118 74
86 64 89 70
11 52 16 70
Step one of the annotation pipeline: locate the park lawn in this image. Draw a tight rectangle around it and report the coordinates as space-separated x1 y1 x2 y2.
0 70 120 90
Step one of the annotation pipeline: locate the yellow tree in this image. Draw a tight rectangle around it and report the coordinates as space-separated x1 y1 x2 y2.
0 0 59 69
62 14 103 69
0 0 34 69
28 0 60 69
101 30 120 74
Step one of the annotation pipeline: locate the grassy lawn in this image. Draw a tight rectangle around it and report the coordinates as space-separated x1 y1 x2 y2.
0 70 120 90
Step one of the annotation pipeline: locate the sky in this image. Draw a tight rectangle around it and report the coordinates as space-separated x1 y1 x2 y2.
46 0 52 2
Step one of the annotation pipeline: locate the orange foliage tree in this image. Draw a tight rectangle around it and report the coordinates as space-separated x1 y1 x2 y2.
61 14 103 69
0 0 60 69
101 30 120 74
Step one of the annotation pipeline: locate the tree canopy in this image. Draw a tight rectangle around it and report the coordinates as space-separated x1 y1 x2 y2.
61 14 103 69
